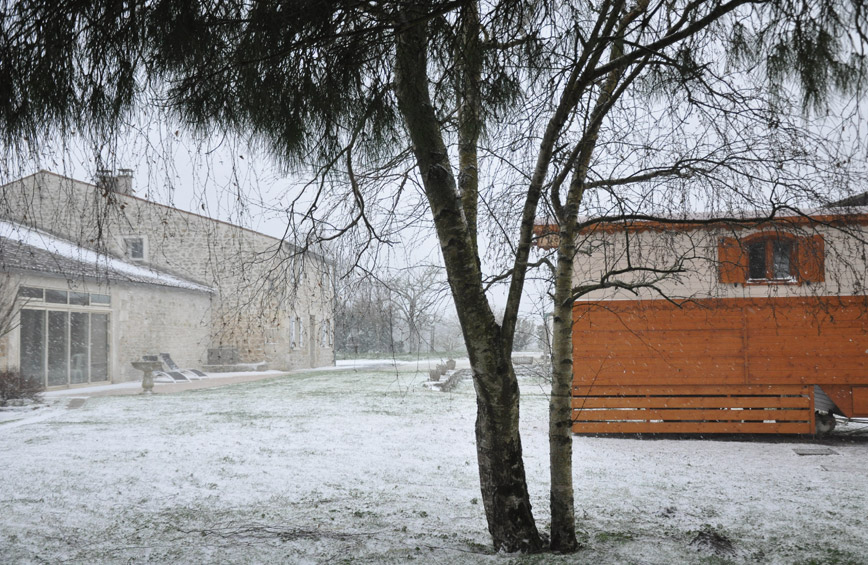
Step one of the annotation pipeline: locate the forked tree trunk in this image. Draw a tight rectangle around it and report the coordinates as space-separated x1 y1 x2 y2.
545 6 641 545
393 7 543 553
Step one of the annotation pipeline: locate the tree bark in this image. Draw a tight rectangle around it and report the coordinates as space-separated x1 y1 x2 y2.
545 5 648 549
549 222 579 552
457 2 481 258
393 7 543 553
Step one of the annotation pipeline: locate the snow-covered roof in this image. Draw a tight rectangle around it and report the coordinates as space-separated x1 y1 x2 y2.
0 220 212 292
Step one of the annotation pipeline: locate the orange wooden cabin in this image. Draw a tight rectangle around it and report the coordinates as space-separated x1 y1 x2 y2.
536 209 868 434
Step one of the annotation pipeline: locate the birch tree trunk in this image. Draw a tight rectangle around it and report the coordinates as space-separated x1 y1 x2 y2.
549 224 579 552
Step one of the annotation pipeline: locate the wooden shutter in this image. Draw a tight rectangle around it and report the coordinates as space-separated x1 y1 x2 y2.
797 235 825 283
718 237 746 284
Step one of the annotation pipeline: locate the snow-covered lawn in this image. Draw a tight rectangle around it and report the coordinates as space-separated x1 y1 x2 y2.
1 365 867 564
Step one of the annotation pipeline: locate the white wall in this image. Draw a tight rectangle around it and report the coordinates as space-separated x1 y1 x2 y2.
1 272 211 385
572 221 868 302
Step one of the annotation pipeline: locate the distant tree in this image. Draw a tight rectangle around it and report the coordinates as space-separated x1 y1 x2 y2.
334 266 447 356
431 314 467 356
1 0 866 553
535 321 551 359
389 266 448 354
335 272 397 355
511 317 538 352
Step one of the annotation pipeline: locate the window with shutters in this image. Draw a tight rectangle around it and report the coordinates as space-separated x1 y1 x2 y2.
718 232 824 285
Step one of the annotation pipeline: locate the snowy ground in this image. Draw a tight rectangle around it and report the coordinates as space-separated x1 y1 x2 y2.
1 362 867 564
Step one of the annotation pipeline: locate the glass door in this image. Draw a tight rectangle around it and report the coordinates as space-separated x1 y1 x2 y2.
19 309 45 383
19 308 110 387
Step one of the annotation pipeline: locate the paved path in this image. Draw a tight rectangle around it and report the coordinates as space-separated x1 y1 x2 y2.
44 370 296 398
40 357 490 399
41 357 479 399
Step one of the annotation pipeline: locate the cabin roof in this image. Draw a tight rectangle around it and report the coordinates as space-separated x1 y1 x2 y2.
830 192 868 208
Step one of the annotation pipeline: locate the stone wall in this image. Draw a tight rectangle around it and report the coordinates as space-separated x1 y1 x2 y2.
113 282 212 382
1 171 335 371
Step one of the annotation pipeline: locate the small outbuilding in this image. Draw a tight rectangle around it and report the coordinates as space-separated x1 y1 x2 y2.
536 205 868 434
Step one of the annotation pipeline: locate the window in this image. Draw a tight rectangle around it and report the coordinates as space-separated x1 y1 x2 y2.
17 286 111 387
718 233 824 285
124 236 145 261
320 320 329 347
17 286 43 300
20 286 111 306
45 289 69 304
322 319 332 347
747 238 794 281
69 292 89 306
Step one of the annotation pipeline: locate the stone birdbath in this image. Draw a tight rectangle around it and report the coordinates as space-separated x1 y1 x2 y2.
131 361 164 394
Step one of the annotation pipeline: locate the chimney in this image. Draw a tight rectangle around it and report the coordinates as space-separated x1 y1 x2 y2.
115 169 134 195
95 168 134 196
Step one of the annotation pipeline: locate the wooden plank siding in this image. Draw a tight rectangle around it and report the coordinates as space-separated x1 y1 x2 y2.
572 384 814 434
572 296 868 433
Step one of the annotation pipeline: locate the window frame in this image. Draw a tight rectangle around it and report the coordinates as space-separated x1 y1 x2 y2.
297 316 304 348
17 286 112 307
123 235 146 262
745 235 796 283
18 292 112 388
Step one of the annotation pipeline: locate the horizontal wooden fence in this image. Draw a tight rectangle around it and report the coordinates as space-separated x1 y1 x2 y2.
572 385 815 434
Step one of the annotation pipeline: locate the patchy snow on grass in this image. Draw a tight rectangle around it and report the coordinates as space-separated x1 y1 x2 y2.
335 358 423 368
1 366 867 564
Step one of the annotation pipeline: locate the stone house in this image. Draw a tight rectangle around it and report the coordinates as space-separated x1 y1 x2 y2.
0 170 334 388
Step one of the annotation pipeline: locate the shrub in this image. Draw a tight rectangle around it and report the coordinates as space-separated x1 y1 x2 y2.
0 370 44 406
